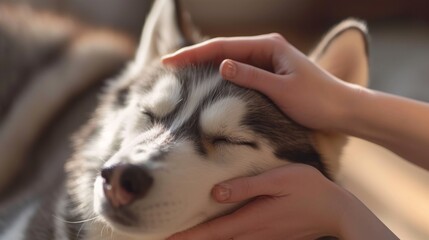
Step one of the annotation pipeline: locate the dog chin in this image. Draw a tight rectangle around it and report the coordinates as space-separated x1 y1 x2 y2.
93 177 139 232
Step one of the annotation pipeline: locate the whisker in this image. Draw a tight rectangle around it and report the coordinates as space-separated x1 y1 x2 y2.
101 224 106 237
53 215 99 224
78 216 98 240
76 221 85 240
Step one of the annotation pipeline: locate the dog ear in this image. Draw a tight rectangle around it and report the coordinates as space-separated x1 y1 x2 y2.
308 19 369 87
133 0 201 69
309 19 369 179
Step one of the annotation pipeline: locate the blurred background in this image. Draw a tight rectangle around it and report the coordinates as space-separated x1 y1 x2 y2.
1 0 427 100
1 0 428 239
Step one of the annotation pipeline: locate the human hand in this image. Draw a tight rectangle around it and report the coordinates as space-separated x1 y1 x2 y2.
162 33 365 131
167 164 397 240
167 164 344 240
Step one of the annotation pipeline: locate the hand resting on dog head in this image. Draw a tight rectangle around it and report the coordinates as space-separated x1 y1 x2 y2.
163 33 429 170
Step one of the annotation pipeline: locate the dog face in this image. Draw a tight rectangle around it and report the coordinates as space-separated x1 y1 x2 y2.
92 65 323 236
67 0 369 239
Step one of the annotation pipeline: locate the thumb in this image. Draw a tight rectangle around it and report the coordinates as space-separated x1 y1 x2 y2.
212 169 289 203
220 59 283 95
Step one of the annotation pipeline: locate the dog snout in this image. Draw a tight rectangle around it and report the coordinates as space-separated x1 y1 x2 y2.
101 164 153 207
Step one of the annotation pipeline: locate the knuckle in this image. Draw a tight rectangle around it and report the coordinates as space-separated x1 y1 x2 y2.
204 38 227 58
265 33 290 51
211 36 227 42
267 33 287 44
207 37 226 48
292 164 322 179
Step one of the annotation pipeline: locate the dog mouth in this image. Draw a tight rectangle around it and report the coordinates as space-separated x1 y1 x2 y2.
94 177 190 235
99 196 138 227
94 177 138 227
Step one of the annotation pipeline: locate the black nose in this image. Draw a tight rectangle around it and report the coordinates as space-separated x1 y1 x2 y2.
120 164 153 197
101 164 153 206
101 166 114 184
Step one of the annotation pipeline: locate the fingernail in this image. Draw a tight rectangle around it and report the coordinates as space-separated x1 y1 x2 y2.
221 60 237 80
213 184 231 202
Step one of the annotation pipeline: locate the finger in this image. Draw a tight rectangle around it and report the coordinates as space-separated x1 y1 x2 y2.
212 167 294 203
166 210 255 240
220 59 284 97
213 164 321 203
162 33 287 70
168 195 283 240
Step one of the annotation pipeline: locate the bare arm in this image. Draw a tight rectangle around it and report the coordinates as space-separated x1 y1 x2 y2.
342 88 429 169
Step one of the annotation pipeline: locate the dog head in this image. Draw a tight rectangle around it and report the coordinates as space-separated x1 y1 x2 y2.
67 0 368 239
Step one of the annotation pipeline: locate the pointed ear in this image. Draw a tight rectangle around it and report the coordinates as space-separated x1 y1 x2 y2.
308 19 369 87
133 0 201 69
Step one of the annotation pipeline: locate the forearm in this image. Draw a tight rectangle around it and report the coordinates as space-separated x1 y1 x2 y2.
339 85 429 169
338 192 399 240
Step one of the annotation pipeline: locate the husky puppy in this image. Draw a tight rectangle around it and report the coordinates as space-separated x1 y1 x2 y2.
0 0 369 239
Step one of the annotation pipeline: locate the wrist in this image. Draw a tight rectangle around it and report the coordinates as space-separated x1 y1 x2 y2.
336 190 399 240
332 80 373 135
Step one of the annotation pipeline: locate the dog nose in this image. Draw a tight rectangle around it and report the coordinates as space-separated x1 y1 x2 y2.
101 164 153 207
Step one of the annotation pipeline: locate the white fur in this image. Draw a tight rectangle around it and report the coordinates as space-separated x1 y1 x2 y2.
130 0 182 76
200 97 250 139
141 74 182 117
93 108 129 156
69 107 130 216
170 75 222 131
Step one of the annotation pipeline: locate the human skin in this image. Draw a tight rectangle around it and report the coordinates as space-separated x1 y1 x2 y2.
161 33 429 239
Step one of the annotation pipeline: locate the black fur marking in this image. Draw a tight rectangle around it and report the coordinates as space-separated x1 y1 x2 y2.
275 148 326 175
211 136 259 149
160 65 220 157
174 109 208 156
238 85 329 177
115 87 130 107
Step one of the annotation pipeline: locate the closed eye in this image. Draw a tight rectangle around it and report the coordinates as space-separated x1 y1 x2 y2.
212 137 258 149
141 110 155 124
